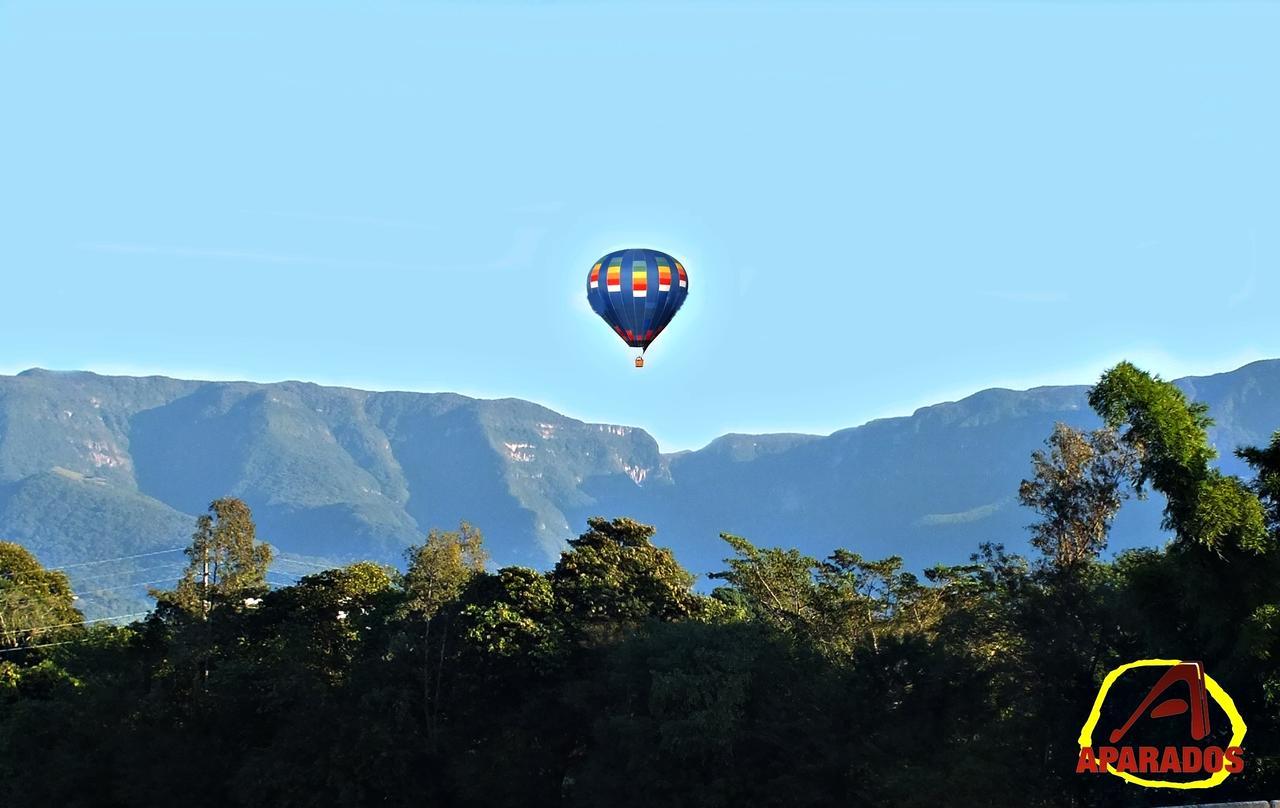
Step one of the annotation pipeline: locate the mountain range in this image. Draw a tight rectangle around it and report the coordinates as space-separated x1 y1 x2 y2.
3 361 1279 614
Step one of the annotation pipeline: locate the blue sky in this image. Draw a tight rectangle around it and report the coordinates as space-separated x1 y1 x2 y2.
2 1 1277 451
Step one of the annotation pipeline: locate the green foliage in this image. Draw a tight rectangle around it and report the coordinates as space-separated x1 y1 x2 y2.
403 521 488 618
156 497 272 617
1019 423 1139 567
712 536 975 659
0 541 81 649
457 566 559 661
551 517 702 630
711 534 817 633
1090 361 1269 554
400 522 489 752
1239 430 1280 532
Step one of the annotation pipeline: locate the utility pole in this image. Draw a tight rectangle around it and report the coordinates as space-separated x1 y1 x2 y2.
201 542 210 620
201 542 210 688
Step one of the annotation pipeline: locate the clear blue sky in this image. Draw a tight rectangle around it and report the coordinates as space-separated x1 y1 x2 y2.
2 1 1276 450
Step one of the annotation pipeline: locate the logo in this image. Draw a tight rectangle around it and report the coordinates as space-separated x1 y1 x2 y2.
1076 659 1246 789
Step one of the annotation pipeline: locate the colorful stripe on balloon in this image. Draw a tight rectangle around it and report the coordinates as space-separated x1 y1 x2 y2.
606 259 622 292
656 262 671 291
632 261 648 297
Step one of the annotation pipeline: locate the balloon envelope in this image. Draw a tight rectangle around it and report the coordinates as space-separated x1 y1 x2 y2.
586 248 688 351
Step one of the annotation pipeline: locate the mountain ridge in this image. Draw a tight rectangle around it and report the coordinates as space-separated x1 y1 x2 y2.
3 361 1279 601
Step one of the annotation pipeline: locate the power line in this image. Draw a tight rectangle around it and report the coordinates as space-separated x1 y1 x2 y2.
0 611 151 637
67 562 188 581
0 639 87 655
273 556 338 571
47 547 186 571
0 578 74 596
72 577 183 597
1 562 187 596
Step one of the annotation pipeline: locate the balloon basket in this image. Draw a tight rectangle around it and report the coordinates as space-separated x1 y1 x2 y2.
634 356 644 368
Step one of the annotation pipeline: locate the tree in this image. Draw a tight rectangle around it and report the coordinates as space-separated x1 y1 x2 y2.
261 562 397 681
1239 431 1280 536
1019 423 1139 568
1089 362 1280 667
158 498 272 618
457 566 559 665
219 562 403 808
402 522 488 750
711 534 817 636
403 522 488 619
813 550 919 655
713 535 945 658
445 567 569 806
1089 362 1268 554
551 517 702 633
0 542 81 650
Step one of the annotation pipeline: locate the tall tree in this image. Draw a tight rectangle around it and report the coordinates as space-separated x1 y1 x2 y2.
1019 423 1139 568
159 498 272 617
403 522 488 749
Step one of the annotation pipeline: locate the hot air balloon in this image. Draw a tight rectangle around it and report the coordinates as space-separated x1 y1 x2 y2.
586 248 688 367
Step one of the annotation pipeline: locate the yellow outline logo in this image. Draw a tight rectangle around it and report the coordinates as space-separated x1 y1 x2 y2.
1077 659 1246 789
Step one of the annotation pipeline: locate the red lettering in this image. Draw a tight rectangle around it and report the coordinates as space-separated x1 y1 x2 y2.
1077 744 1245 777
1182 746 1203 773
1137 746 1158 773
1076 747 1100 773
1225 746 1245 773
1203 746 1223 773
1117 747 1138 772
